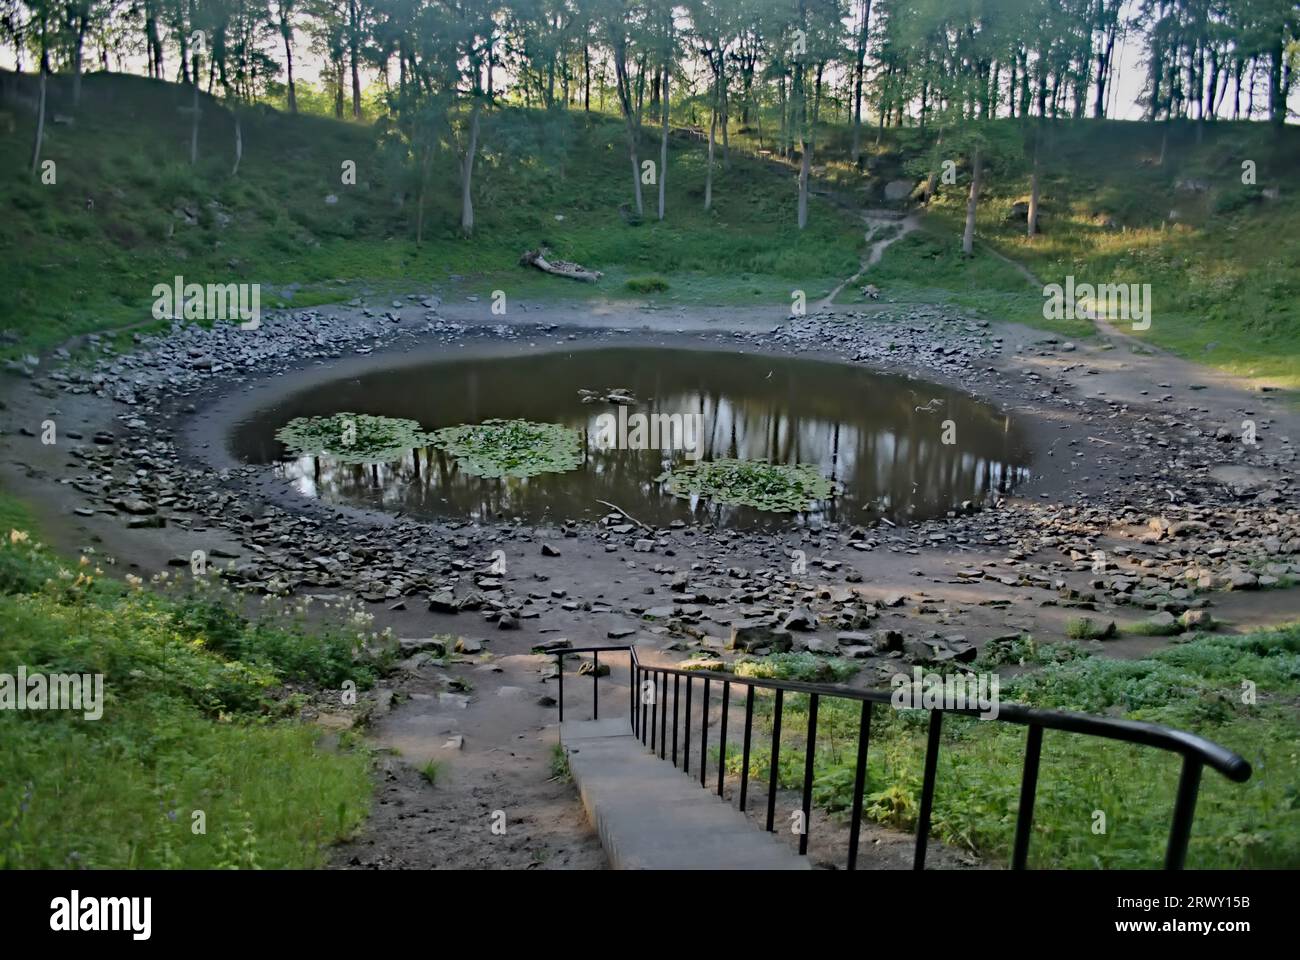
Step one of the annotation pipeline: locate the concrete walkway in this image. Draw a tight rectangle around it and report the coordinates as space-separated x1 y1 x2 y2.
561 719 811 870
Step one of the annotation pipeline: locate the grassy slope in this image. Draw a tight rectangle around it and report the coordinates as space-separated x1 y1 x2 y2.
0 490 375 868
0 71 862 357
852 120 1300 386
729 629 1300 869
5 74 1296 388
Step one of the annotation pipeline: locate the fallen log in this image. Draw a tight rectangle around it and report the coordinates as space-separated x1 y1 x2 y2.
520 247 603 283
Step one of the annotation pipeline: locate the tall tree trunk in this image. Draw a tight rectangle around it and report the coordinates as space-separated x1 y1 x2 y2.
962 145 981 256
351 46 361 118
1027 127 1040 238
797 145 810 230
850 0 871 164
778 73 787 157
232 110 242 176
720 61 730 169
282 23 297 113
1268 38 1286 127
613 41 643 216
72 21 87 106
190 66 200 164
583 45 591 112
461 99 480 236
705 101 715 210
658 67 669 221
796 62 810 230
29 56 47 177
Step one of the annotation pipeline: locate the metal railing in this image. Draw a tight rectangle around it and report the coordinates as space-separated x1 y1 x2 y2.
552 644 1252 871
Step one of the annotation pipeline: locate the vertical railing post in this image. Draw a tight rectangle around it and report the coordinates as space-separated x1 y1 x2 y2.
700 678 710 787
739 686 755 811
660 671 668 759
717 682 730 798
592 652 599 720
672 675 680 767
799 693 820 856
766 689 784 832
650 669 657 752
557 652 564 723
913 710 944 871
1165 756 1204 870
1012 725 1043 870
847 701 872 871
684 676 693 774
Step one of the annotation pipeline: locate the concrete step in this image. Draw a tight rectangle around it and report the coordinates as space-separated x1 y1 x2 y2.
561 719 811 871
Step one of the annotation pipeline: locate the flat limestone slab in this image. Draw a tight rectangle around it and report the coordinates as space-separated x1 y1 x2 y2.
561 719 811 871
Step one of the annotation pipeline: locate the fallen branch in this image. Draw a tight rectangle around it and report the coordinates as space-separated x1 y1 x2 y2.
595 498 652 531
520 247 603 283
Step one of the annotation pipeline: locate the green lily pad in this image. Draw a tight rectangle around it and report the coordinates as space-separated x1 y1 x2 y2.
275 413 432 465
429 419 583 479
657 459 834 512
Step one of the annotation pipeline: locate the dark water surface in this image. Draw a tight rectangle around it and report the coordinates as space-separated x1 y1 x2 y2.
230 347 1032 527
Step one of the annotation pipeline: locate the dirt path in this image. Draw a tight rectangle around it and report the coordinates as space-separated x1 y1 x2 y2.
819 209 921 309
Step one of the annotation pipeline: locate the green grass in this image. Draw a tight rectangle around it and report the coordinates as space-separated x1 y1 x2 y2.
625 274 670 293
0 73 861 358
549 743 572 783
731 626 1300 869
906 119 1300 386
0 489 377 868
8 75 1297 389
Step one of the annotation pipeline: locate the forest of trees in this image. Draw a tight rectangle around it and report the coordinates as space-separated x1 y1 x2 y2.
3 0 1298 234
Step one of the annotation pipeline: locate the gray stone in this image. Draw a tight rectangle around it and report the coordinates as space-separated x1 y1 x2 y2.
428 591 459 613
884 179 914 201
781 606 817 631
727 619 793 653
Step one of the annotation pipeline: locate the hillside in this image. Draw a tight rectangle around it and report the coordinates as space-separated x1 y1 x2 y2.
3 71 1300 387
0 71 862 354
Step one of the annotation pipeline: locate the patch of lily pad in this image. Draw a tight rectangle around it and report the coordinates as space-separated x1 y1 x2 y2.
657 458 835 512
428 418 583 479
275 413 433 465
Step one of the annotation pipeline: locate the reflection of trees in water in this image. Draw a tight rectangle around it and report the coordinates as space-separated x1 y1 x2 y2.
279 387 1029 526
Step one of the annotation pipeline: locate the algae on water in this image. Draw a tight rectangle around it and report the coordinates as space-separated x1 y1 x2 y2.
428 418 583 478
657 459 834 512
275 414 433 465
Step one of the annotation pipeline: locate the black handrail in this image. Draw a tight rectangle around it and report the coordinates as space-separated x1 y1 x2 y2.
552 644 1253 871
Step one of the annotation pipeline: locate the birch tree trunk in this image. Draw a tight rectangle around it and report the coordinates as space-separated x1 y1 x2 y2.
461 99 481 236
232 110 243 176
1027 126 1040 237
705 85 716 210
29 61 47 177
962 145 981 255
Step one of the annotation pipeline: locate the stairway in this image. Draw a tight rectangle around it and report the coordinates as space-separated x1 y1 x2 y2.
561 719 811 870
